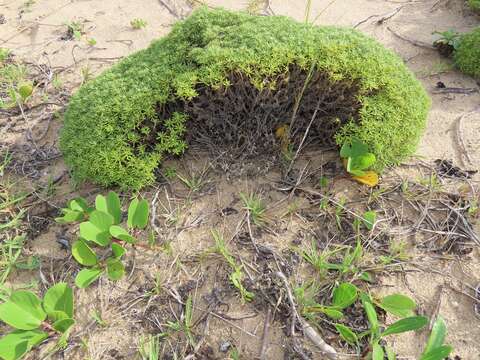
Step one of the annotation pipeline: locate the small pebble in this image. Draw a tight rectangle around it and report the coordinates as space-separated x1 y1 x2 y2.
219 341 231 353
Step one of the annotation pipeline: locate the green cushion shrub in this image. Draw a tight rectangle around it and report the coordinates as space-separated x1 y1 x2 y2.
454 27 480 78
469 0 480 13
60 7 430 190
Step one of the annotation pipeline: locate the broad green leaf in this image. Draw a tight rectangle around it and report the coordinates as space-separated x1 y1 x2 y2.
361 293 378 334
350 153 376 171
55 209 84 224
0 329 47 360
72 239 97 266
109 225 136 244
362 211 376 230
46 310 68 323
95 192 121 224
52 318 75 333
43 283 74 319
340 138 368 158
335 324 357 345
422 316 448 354
372 343 385 360
379 294 416 318
382 316 428 337
321 308 343 320
127 198 149 229
106 258 125 281
69 197 90 213
0 291 46 330
333 283 358 309
111 243 126 258
420 345 453 360
75 268 102 288
79 210 113 246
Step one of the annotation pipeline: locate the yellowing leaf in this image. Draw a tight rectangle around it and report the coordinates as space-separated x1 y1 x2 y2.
352 171 379 187
275 124 288 140
275 124 290 152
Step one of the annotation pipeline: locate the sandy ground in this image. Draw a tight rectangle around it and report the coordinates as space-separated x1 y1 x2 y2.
1 0 480 359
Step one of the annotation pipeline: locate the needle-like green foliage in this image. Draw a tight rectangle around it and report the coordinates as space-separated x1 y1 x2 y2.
60 7 429 189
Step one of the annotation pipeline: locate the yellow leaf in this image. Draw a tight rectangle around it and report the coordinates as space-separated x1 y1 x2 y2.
275 124 290 152
352 171 379 187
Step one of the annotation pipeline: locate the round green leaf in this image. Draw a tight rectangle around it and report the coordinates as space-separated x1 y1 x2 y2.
382 316 428 337
111 243 126 258
75 268 103 288
379 294 416 318
69 197 90 213
335 324 358 345
0 329 47 360
127 198 149 229
18 83 33 100
43 283 74 319
55 209 84 224
72 239 98 266
106 258 125 281
332 283 358 309
79 210 113 246
109 225 136 244
52 318 75 333
95 192 121 224
0 291 46 330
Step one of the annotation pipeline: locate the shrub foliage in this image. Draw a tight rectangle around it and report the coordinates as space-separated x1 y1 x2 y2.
454 27 480 78
60 7 430 189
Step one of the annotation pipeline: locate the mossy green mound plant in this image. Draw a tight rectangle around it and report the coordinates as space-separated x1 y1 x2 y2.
60 7 430 190
469 0 480 13
454 27 480 78
0 283 75 360
55 191 150 288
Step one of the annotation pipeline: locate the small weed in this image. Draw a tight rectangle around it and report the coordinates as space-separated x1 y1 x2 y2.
138 334 161 360
212 230 254 302
52 74 63 90
163 166 177 179
66 21 83 40
433 30 461 52
0 48 10 63
0 235 26 285
80 65 92 85
130 18 147 30
91 310 107 327
176 166 209 193
239 192 266 226
56 191 150 288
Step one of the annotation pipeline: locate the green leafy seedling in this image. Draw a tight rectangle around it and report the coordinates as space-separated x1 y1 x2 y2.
361 292 427 357
420 316 453 360
57 192 149 288
0 283 75 360
362 210 376 230
304 282 358 320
